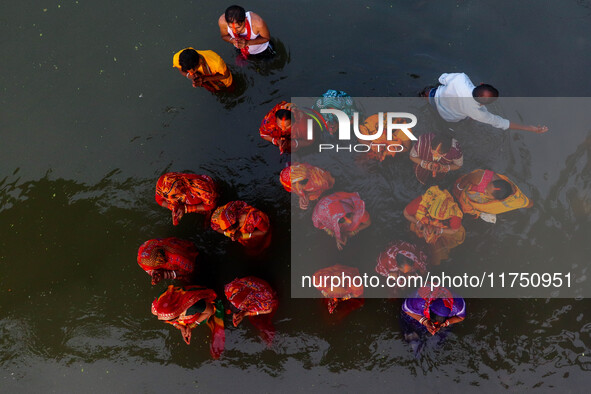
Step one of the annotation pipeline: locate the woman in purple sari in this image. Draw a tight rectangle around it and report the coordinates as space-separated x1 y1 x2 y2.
401 286 466 355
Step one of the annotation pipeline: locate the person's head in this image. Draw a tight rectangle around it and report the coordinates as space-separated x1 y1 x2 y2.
487 179 513 200
431 135 453 159
429 298 451 324
225 5 247 33
275 109 292 131
395 253 414 274
178 49 202 73
473 84 499 105
338 212 353 226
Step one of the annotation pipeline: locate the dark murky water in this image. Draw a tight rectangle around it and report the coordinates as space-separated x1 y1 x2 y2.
1 0 590 392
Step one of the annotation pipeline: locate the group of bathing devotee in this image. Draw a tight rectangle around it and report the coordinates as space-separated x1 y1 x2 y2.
136 5 548 357
272 86 541 342
139 170 277 358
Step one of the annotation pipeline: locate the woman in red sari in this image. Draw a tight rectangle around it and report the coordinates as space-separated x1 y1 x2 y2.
224 276 278 345
259 101 326 154
280 162 335 210
312 192 371 250
151 285 225 359
313 265 365 320
137 237 198 285
155 172 219 226
210 201 271 253
375 240 428 279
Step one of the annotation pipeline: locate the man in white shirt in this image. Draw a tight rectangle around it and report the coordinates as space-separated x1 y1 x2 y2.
422 73 548 133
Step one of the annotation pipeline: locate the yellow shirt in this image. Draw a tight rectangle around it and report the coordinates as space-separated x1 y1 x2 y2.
173 48 233 88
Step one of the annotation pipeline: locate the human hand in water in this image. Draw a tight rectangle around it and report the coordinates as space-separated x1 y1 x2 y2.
424 320 438 335
233 311 246 326
172 205 184 225
151 270 163 285
336 236 348 251
278 138 291 154
234 38 247 49
530 125 548 133
191 75 204 88
180 325 192 344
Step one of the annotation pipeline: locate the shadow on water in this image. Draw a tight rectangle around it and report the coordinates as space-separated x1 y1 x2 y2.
0 172 590 389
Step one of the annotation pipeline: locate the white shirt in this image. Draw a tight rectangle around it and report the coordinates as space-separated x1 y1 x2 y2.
434 73 510 130
227 11 269 55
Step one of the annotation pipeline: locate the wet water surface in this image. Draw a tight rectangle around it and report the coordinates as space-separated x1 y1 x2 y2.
1 0 591 392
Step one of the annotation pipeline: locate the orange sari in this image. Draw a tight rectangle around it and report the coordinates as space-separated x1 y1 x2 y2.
280 162 335 209
357 114 412 161
155 173 219 225
210 201 271 252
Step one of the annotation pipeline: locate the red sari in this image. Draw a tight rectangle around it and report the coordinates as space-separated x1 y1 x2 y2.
313 265 364 316
259 102 325 154
151 285 225 359
155 173 219 225
137 238 198 283
280 162 335 210
224 276 278 345
210 201 271 253
375 240 428 277
312 192 370 245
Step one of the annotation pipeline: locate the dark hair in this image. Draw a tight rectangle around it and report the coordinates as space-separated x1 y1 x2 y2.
429 307 448 324
178 49 200 72
473 84 499 104
395 253 414 270
431 135 452 154
491 179 512 200
225 5 246 23
275 109 292 121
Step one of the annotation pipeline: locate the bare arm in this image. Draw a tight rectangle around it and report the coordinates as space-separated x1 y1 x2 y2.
509 122 548 134
249 13 271 45
218 14 234 44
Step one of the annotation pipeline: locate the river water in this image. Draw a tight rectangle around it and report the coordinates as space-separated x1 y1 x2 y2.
1 0 590 392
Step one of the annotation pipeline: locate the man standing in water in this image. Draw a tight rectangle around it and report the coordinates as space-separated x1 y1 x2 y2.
422 73 548 134
172 47 233 92
218 5 273 58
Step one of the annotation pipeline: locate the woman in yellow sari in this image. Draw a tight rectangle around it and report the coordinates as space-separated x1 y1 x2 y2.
453 169 533 223
403 186 465 264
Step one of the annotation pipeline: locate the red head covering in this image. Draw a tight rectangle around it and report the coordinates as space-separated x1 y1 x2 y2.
151 285 216 321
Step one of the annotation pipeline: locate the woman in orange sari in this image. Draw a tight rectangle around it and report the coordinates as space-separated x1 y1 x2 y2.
357 113 412 162
151 285 225 359
312 192 371 250
403 186 465 264
259 101 326 154
453 169 533 223
280 162 335 210
224 276 278 345
313 265 365 320
137 238 198 285
155 172 219 226
210 201 271 253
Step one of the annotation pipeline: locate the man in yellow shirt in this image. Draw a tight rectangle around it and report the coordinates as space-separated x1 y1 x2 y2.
173 47 233 92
